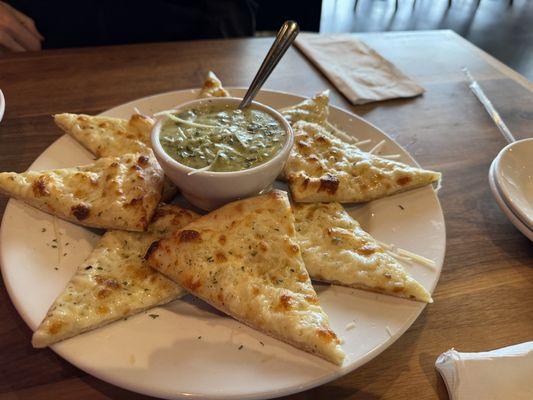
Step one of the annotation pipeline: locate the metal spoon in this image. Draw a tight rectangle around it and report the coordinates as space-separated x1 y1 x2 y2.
238 21 299 110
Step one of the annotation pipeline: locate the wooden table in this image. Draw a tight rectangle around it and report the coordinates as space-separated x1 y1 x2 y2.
0 30 532 400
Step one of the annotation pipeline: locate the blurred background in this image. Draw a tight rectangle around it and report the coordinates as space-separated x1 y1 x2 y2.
2 0 532 79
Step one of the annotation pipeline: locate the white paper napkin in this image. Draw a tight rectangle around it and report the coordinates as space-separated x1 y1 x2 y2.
435 342 533 400
294 33 424 105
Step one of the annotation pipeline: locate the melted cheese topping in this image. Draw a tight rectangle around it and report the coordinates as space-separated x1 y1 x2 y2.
148 190 345 365
293 202 432 303
378 241 437 268
0 152 164 231
281 90 330 126
284 121 441 203
32 205 199 348
281 91 361 144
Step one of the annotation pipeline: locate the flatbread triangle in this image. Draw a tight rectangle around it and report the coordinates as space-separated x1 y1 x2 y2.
54 112 178 202
55 113 153 158
285 121 441 203
147 190 345 365
0 152 163 231
293 202 432 302
281 90 330 126
200 71 230 98
32 204 199 348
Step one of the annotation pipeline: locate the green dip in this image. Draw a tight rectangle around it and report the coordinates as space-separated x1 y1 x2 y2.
159 104 286 172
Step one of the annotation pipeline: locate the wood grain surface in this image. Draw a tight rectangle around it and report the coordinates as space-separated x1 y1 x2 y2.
0 30 532 400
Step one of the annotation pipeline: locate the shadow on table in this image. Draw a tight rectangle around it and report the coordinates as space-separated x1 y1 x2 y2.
479 187 533 271
418 352 450 400
81 376 154 400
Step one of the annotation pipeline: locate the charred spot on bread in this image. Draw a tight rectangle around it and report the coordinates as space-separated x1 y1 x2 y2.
97 305 110 315
178 230 201 243
357 243 377 255
97 289 110 299
204 79 216 88
392 283 405 293
144 240 161 260
397 176 411 186
315 135 330 145
183 275 202 291
32 176 50 197
286 241 300 255
296 140 311 150
125 196 143 207
215 252 227 263
276 294 294 311
47 321 63 335
316 328 338 343
71 204 90 220
152 206 174 221
137 155 149 167
305 294 319 304
318 173 339 195
95 275 120 289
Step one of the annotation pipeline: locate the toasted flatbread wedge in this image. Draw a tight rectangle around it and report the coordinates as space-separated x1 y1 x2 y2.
54 112 178 202
293 202 432 302
0 153 164 231
200 71 230 98
281 90 330 126
280 91 365 146
147 190 345 365
55 113 153 158
32 204 200 348
284 121 441 203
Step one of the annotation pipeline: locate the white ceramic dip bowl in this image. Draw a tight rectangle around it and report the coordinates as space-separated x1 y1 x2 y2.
493 138 533 230
151 97 294 210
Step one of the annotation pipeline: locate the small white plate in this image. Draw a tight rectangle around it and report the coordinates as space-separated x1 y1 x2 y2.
493 138 533 230
489 159 533 241
0 88 445 400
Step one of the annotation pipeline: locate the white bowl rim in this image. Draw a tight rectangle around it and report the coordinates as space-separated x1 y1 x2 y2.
493 137 533 229
489 159 533 240
151 96 294 177
0 89 5 122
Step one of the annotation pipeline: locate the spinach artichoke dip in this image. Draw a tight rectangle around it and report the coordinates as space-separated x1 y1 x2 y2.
159 104 286 172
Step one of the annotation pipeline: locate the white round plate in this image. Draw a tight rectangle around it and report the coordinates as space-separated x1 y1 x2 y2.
0 88 445 399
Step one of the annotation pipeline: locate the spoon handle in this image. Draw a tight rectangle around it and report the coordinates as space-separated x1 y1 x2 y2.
238 21 299 109
463 67 516 144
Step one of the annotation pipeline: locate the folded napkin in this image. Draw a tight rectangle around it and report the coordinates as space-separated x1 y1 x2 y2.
435 342 533 400
294 33 424 105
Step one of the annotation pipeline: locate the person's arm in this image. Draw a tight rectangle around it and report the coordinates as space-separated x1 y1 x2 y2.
0 1 42 52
